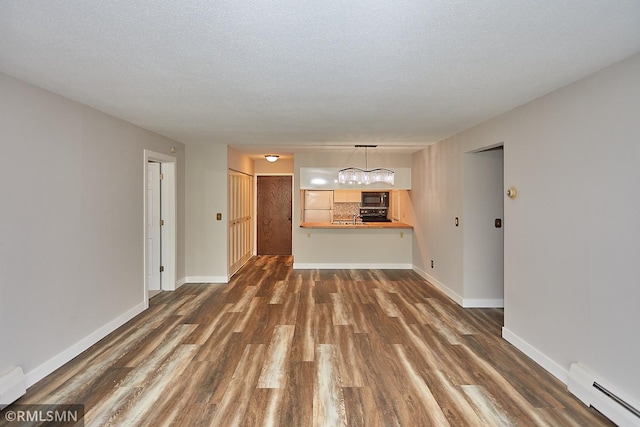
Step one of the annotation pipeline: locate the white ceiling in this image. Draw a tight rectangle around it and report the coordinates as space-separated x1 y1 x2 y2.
1 1 639 156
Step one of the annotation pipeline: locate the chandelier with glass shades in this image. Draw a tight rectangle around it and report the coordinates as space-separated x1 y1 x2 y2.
338 145 395 185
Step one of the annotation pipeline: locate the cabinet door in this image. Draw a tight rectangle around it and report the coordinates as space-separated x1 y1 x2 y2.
390 190 400 221
305 190 333 209
334 190 361 203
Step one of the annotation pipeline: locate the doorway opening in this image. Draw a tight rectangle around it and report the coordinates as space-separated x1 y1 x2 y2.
462 144 504 308
143 150 177 307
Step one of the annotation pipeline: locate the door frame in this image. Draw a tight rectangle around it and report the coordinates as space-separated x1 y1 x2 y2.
143 150 177 307
146 161 162 293
254 173 294 256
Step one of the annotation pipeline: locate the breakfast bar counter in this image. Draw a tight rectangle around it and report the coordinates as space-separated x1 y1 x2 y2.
300 221 413 229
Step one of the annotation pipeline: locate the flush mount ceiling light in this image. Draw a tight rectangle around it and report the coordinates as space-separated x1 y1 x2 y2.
265 155 279 163
338 145 394 185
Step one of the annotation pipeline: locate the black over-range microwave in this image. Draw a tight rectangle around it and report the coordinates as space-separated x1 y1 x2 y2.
361 191 389 208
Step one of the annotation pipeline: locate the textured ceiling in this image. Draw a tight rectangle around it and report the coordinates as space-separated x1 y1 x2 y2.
1 1 640 155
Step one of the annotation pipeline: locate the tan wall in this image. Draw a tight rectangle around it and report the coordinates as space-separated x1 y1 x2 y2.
228 147 255 176
254 157 294 174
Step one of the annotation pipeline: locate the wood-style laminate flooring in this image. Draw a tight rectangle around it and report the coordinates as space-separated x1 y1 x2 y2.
12 256 614 426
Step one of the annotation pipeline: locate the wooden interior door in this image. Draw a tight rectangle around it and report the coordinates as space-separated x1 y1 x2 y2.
146 161 161 292
257 176 292 255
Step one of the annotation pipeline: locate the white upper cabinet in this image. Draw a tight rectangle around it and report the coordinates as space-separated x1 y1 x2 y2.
299 167 411 190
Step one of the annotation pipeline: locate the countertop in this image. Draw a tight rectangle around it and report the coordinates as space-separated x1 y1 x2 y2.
300 221 413 229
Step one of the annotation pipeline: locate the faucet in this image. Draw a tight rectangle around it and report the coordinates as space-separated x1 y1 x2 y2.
353 213 359 224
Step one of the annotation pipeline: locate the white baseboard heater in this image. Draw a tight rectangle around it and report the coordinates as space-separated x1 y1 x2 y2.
0 366 26 409
568 363 640 427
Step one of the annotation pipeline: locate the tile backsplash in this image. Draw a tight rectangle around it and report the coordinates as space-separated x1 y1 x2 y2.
333 202 360 219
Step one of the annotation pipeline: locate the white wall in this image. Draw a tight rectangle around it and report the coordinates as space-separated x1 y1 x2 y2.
411 53 640 406
184 144 229 282
0 72 185 386
411 142 463 299
294 228 412 268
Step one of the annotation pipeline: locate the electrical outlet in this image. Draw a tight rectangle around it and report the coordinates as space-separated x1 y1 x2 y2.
431 260 434 268
307 232 311 238
400 232 404 238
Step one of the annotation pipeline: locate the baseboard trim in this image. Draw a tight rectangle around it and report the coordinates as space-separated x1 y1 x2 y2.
182 276 229 284
292 263 413 270
412 266 504 308
502 327 568 384
462 298 504 308
176 277 188 289
25 301 146 388
412 265 464 306
0 366 26 408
